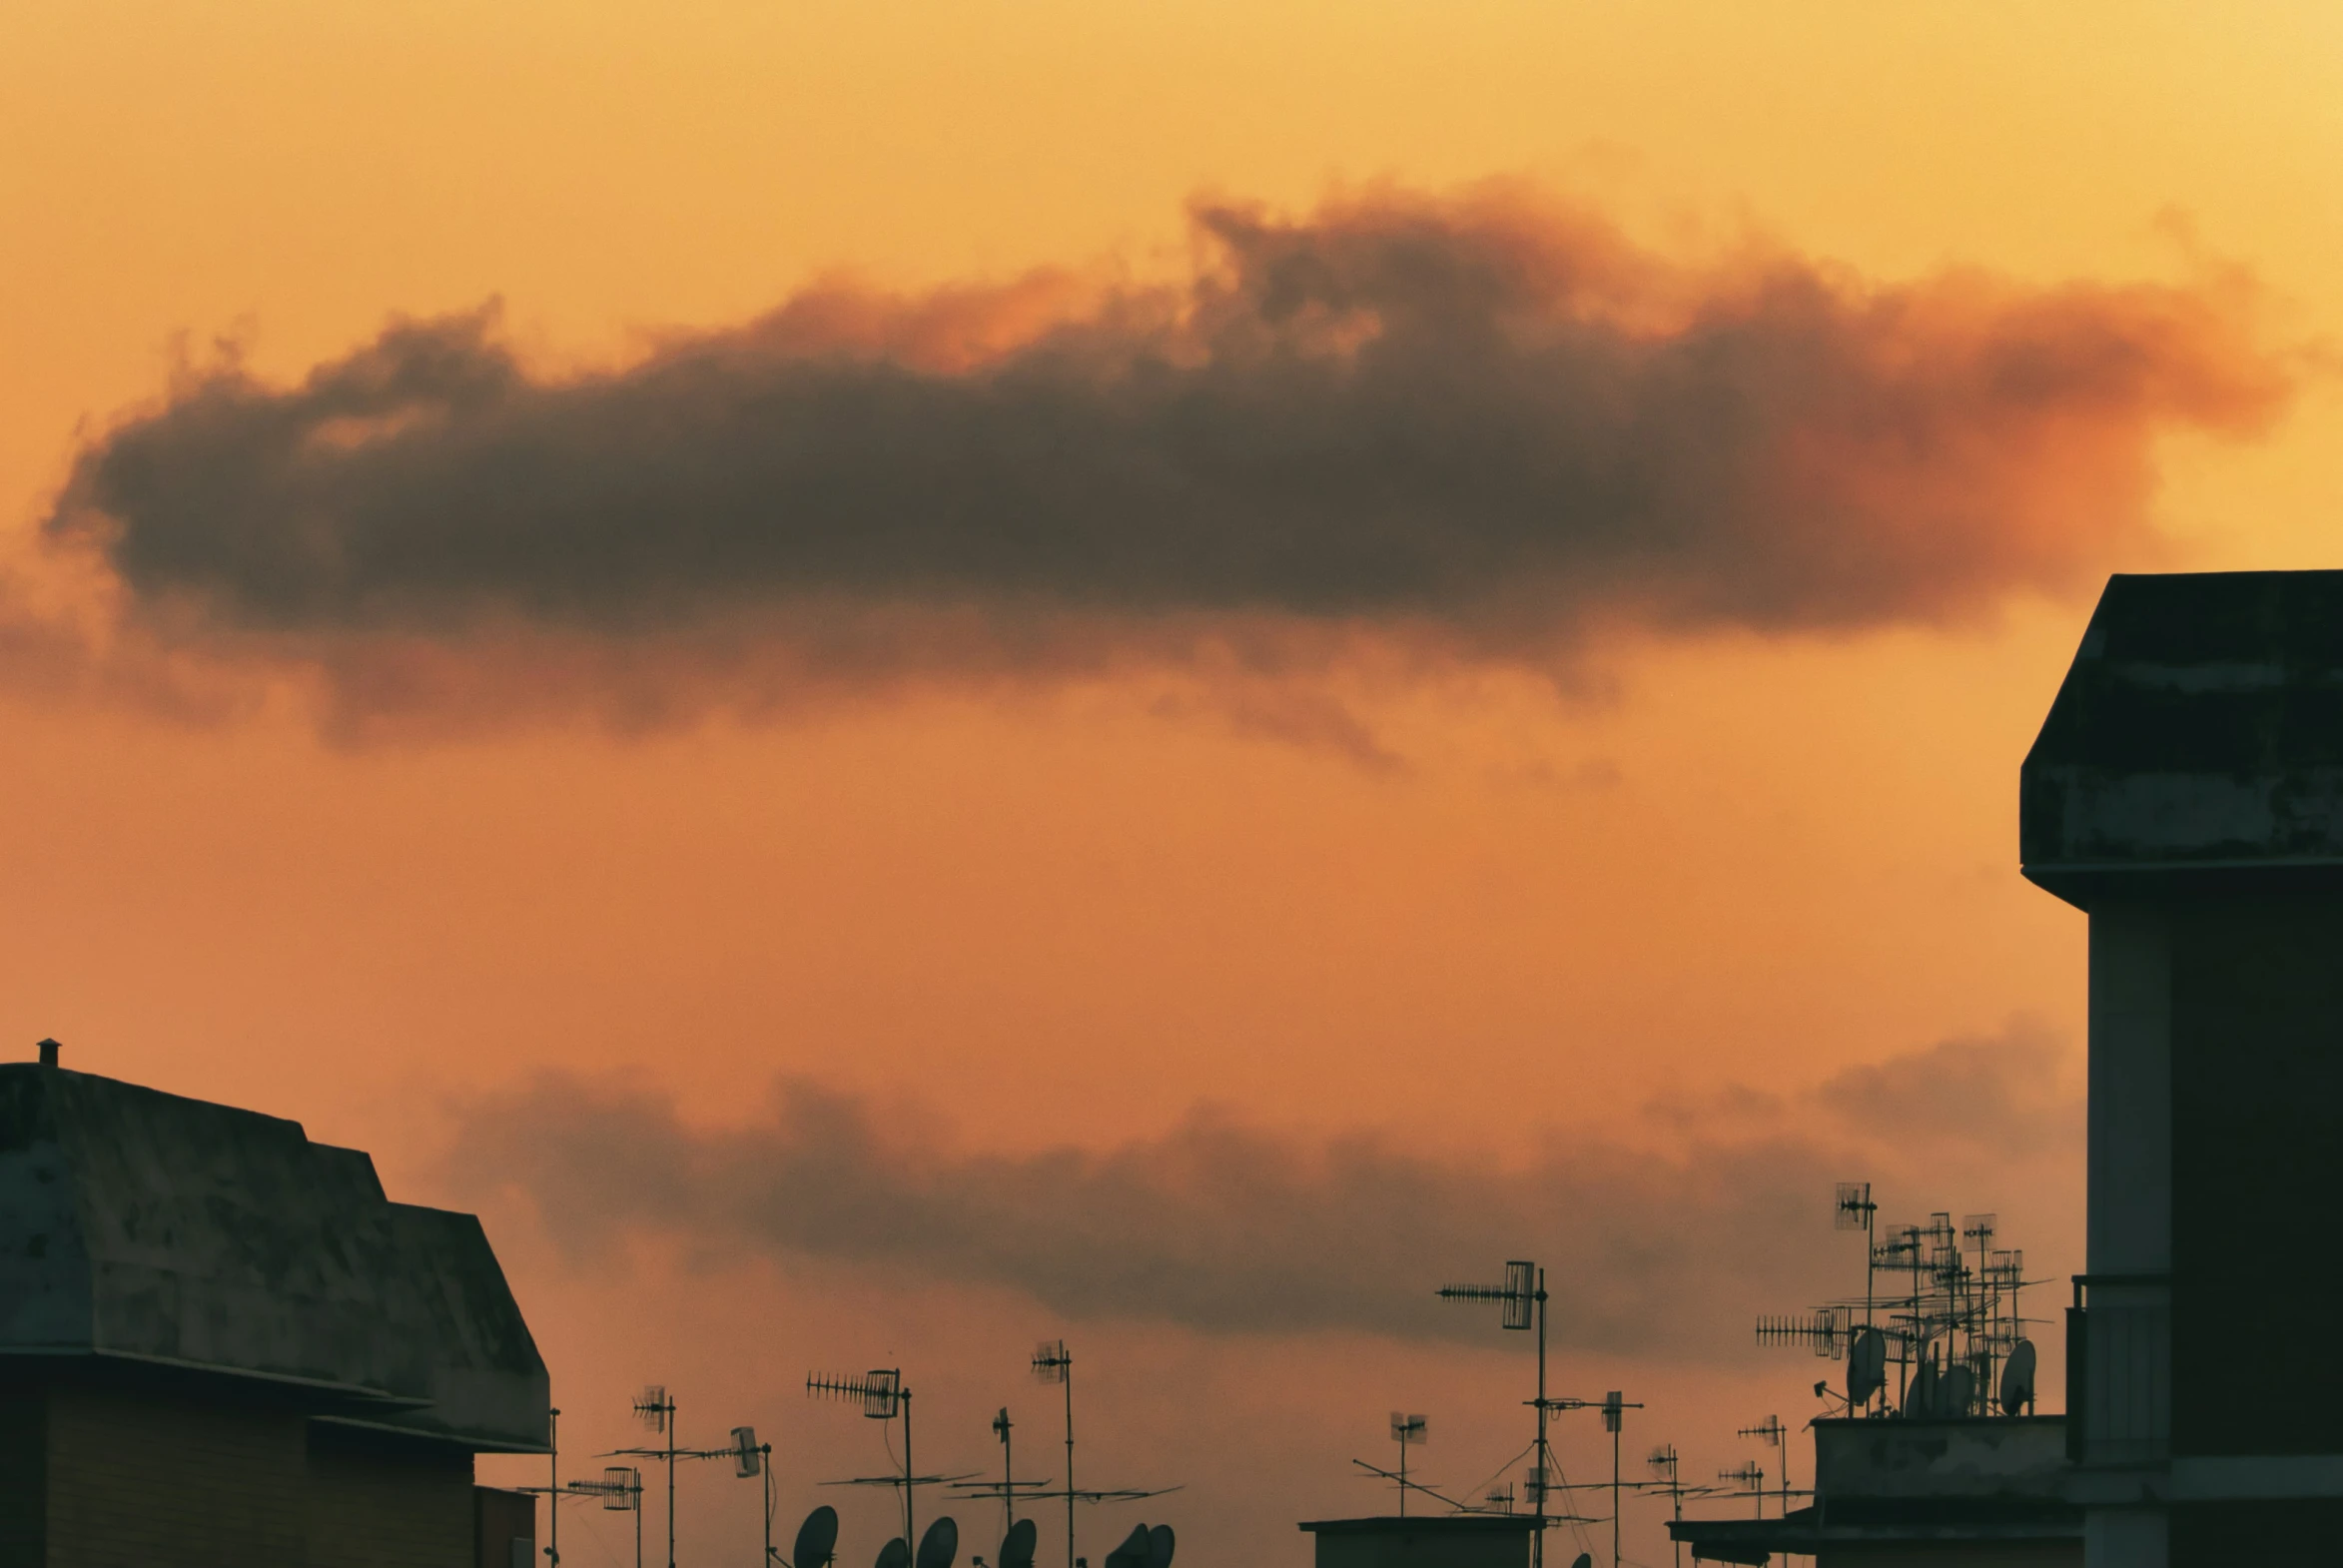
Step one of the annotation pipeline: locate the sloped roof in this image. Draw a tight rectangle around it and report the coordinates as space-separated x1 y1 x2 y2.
2021 570 2343 904
0 1064 547 1451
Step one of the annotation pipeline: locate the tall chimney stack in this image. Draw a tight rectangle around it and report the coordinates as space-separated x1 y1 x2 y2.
36 1038 59 1068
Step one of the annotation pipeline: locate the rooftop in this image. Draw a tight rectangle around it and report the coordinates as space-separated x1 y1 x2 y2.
0 1059 547 1451
2022 569 2343 903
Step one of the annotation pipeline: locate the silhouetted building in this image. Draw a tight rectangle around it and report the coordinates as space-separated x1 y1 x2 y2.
1299 1515 1541 1568
1668 1415 2080 1566
0 1045 548 1567
2021 570 2343 1567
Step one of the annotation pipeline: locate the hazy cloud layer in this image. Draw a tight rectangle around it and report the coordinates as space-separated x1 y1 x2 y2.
45 186 2288 723
445 1021 2080 1359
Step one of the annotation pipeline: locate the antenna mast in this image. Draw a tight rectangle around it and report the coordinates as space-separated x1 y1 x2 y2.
628 1386 677 1568
1387 1414 1428 1517
808 1369 918 1548
1032 1341 1075 1568
1439 1260 1551 1568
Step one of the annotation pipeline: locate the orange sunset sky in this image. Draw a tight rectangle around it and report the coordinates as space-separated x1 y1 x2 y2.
6 4 2342 1565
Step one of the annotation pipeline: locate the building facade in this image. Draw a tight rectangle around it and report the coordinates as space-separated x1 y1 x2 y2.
0 1047 548 1567
2021 571 2343 1566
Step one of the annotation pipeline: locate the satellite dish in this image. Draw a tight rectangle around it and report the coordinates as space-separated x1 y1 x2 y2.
998 1520 1038 1568
1999 1339 2038 1415
1906 1356 1940 1418
1572 1556 1593 1568
1847 1327 1887 1405
1103 1524 1153 1568
1942 1363 1976 1418
796 1507 841 1568
916 1518 960 1568
877 1538 909 1568
1147 1525 1174 1568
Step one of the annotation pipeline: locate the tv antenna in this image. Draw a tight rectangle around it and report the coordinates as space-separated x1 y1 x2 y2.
611 1386 677 1568
1735 1417 1789 1519
1647 1446 1683 1568
1762 1184 2045 1419
564 1468 644 1568
1389 1414 1428 1516
1837 1181 1878 1328
809 1368 975 1560
951 1408 1056 1543
1717 1461 1766 1520
1018 1340 1178 1568
608 1397 776 1567
1438 1261 1553 1568
1032 1342 1077 1568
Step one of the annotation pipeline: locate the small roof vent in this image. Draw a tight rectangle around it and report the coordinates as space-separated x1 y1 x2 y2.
36 1038 60 1068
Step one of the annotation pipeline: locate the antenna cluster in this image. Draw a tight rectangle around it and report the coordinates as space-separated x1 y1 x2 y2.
1757 1182 2040 1419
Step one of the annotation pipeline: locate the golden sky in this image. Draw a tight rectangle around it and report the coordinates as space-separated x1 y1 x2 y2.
5 4 2340 1564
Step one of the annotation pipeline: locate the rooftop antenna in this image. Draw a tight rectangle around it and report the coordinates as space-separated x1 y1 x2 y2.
813 1369 975 1557
1718 1461 1765 1520
1011 1342 1177 1567
591 1468 645 1568
1646 1446 1683 1568
1736 1417 1788 1519
994 1409 1018 1542
733 1426 777 1568
608 1395 773 1567
1837 1181 1878 1329
1601 1390 1642 1568
629 1387 678 1568
1438 1261 1552 1568
1388 1414 1428 1517
1032 1342 1076 1568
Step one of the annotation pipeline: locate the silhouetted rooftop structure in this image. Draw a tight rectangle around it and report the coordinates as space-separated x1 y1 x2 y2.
2023 568 2343 896
2022 569 2343 1566
0 1046 544 1565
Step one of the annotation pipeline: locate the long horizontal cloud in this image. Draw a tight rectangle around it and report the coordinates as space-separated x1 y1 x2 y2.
444 1022 2079 1358
45 186 2287 719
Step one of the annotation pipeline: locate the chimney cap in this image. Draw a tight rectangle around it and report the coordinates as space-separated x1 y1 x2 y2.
36 1038 59 1068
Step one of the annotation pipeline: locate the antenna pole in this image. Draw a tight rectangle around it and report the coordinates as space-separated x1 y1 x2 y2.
905 1387 918 1555
1534 1269 1548 1568
998 1409 1017 1543
763 1445 775 1568
668 1398 677 1568
549 1405 561 1568
1064 1358 1076 1568
1611 1405 1620 1568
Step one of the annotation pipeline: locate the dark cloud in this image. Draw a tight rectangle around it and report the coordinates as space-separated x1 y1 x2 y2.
44 185 2288 721
442 1022 2080 1358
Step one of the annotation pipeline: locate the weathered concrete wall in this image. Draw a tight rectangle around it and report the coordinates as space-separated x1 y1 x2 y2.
1301 1520 1535 1568
0 1065 546 1452
1815 1418 2071 1501
1822 1546 2079 1568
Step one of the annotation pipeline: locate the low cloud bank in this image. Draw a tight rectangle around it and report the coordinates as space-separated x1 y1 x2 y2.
39 186 2288 731
445 1021 2079 1358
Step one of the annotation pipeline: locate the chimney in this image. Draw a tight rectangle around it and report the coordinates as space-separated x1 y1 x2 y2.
36 1038 59 1068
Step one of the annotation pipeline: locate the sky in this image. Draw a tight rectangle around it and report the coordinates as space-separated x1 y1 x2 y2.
6 3 2342 1564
